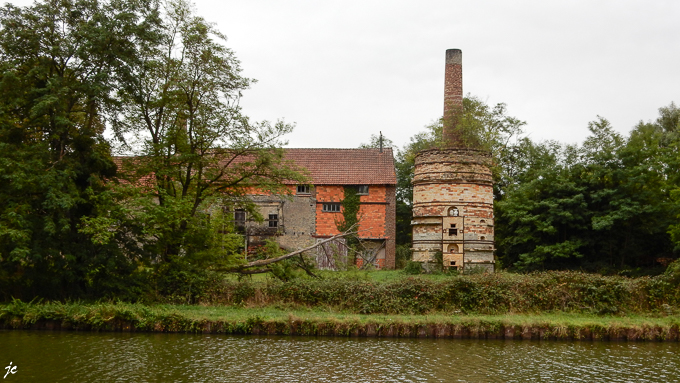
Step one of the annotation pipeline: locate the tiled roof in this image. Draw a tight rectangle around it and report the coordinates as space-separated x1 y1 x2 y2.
282 148 396 185
113 148 397 186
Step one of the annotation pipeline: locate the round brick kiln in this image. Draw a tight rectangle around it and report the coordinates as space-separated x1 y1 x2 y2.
411 49 495 271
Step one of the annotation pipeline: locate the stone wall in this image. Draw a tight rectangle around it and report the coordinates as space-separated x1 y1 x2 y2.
246 184 396 269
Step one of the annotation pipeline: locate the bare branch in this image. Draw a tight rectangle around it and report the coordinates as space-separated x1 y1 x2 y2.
228 225 358 272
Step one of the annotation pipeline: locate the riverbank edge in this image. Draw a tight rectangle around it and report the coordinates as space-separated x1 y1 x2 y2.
1 303 679 341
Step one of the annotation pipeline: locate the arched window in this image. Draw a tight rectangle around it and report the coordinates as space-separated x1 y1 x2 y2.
480 236 486 241
448 206 459 217
448 244 459 253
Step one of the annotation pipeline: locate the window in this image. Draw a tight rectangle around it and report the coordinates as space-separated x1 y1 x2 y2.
323 203 341 212
268 214 278 228
234 209 246 227
448 224 458 236
355 185 369 195
448 206 459 216
297 185 310 194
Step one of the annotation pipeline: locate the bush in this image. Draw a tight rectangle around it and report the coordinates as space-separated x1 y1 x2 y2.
395 244 412 269
403 261 423 275
199 270 680 316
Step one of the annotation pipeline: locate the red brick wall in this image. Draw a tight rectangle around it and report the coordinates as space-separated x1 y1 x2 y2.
443 49 463 146
358 203 386 238
315 185 344 236
315 185 389 240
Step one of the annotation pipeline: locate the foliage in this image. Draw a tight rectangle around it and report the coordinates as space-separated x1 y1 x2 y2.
110 0 306 265
0 0 161 299
394 244 412 269
337 186 361 233
332 186 360 266
496 110 679 271
254 240 312 282
188 271 680 316
402 261 423 275
0 0 308 300
358 132 394 150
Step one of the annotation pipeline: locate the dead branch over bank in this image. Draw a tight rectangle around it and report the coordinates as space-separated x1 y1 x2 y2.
225 226 358 274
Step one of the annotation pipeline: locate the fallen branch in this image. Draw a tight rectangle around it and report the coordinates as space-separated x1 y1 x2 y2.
226 226 358 273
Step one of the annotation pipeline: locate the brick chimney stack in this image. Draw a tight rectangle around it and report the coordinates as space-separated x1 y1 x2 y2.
443 49 463 146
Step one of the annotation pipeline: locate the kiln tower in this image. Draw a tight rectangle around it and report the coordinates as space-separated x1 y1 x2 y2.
411 49 495 271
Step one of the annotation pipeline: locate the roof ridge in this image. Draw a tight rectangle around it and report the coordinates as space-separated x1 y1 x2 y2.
283 147 393 150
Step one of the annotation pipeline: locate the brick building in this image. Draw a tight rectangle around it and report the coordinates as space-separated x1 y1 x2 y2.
411 49 495 271
239 148 397 269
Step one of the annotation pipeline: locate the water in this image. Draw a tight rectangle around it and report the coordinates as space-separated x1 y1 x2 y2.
1 330 679 382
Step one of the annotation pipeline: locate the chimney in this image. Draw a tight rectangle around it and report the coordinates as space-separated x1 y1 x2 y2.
443 49 462 146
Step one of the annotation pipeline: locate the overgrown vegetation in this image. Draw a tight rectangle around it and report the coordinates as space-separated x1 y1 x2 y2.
221 271 680 316
39 266 677 317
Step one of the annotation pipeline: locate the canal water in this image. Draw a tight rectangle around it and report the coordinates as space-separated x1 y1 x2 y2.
1 330 679 382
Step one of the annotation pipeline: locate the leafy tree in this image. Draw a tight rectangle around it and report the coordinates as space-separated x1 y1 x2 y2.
106 0 307 288
496 110 679 272
358 132 394 150
0 0 161 299
495 140 589 270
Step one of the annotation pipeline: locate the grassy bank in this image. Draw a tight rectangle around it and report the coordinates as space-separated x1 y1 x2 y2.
3 270 679 341
1 301 679 341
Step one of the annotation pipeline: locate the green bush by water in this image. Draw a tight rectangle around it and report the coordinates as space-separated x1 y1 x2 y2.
201 270 680 316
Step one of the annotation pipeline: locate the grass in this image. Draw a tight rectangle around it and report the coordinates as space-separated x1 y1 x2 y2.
1 301 678 341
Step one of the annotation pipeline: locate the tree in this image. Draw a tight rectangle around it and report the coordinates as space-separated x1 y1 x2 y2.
103 0 307 292
496 111 679 272
0 0 161 299
358 132 394 150
495 140 590 270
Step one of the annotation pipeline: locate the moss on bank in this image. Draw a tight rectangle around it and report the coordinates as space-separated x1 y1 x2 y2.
1 301 679 341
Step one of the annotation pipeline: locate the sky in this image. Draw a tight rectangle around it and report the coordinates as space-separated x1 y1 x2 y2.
5 0 680 149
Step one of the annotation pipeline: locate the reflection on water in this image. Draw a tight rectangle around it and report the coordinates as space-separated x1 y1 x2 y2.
1 330 679 382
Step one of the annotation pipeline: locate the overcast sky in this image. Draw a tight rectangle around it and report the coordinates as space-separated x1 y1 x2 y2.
6 0 680 149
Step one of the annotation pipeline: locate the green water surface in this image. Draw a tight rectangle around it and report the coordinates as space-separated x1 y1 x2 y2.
1 330 678 382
